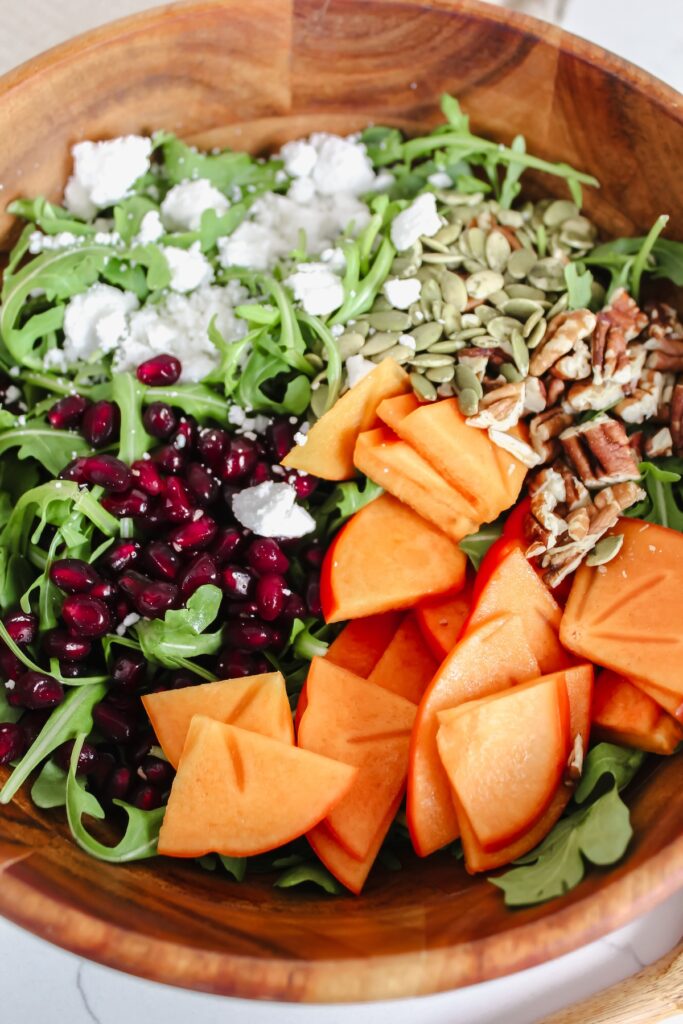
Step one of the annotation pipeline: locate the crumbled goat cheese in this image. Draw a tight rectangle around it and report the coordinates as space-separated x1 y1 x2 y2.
293 430 308 446
227 406 270 434
427 171 453 188
28 230 81 254
62 284 140 363
281 140 318 179
64 136 152 219
116 612 141 636
281 133 376 196
162 243 214 293
346 354 377 387
135 210 165 244
285 263 344 316
160 179 230 232
383 277 422 310
232 481 315 539
3 385 22 406
398 333 416 351
390 193 442 251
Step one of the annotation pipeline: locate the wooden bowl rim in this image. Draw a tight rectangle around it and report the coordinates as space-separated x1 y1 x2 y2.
0 0 682 1002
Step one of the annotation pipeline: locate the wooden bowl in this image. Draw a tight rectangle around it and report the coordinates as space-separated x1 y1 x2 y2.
0 0 682 1003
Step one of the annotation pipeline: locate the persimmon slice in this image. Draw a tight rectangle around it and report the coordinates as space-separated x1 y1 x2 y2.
158 718 356 858
593 669 683 755
366 613 438 704
326 612 402 677
415 585 472 660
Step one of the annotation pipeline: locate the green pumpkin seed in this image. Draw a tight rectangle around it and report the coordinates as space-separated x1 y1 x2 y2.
371 295 393 313
528 257 567 291
336 332 366 359
511 330 530 376
543 199 580 227
489 289 511 309
506 283 547 301
526 317 547 350
421 278 441 304
586 534 624 567
421 253 463 266
461 312 482 329
455 326 488 341
500 298 545 319
457 387 480 416
559 216 597 246
546 292 569 319
465 227 486 261
500 363 524 383
488 316 522 342
440 271 468 311
425 365 455 383
382 344 415 364
311 384 330 419
485 231 512 273
454 364 484 398
411 353 455 369
506 248 537 280
412 322 444 348
429 339 465 354
522 308 545 338
349 319 370 338
442 303 461 335
306 353 324 370
475 305 498 325
391 256 417 277
363 310 413 332
408 302 426 327
497 209 524 229
410 372 437 402
362 332 402 356
434 223 463 245
421 235 452 254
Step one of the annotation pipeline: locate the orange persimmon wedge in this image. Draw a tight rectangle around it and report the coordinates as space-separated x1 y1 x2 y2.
320 493 467 623
281 358 410 480
630 678 683 722
326 612 402 677
376 392 420 432
437 673 570 852
593 669 683 755
366 614 438 704
298 657 415 861
561 518 683 696
142 673 293 768
353 426 479 543
407 614 540 857
415 584 473 660
158 717 357 858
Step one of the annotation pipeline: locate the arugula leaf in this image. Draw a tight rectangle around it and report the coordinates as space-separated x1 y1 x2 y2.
459 521 503 570
624 460 683 531
274 861 342 895
361 126 405 168
135 585 223 673
330 238 395 326
31 759 68 809
0 422 90 477
0 687 22 724
7 197 95 237
142 382 230 425
320 477 384 534
113 196 160 244
67 735 164 862
218 855 247 881
585 223 683 296
288 618 329 661
0 683 106 804
113 373 152 464
564 263 594 310
574 742 645 803
499 135 526 209
159 135 282 192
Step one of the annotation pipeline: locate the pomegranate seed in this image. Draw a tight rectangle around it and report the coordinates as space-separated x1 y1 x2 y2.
106 766 132 801
270 627 286 651
131 459 166 497
167 516 217 553
8 671 64 710
119 572 178 618
250 461 272 486
139 755 174 787
0 722 26 765
303 545 325 569
3 611 38 646
132 783 163 810
93 701 138 743
246 538 289 574
255 574 287 622
160 477 195 523
100 540 141 574
127 732 154 765
211 528 245 567
216 649 264 678
54 739 101 774
20 709 51 747
222 565 256 599
42 629 92 661
306 579 322 617
168 670 203 689
81 400 120 448
267 419 296 462
220 437 258 481
281 592 307 621
82 455 132 493
90 581 117 602
152 444 186 474
225 620 273 651
197 428 228 468
178 553 219 601
48 394 91 429
101 489 150 518
113 598 132 624
186 463 218 506
286 469 318 500
226 600 259 619
61 594 112 638
50 558 101 594
171 417 197 453
0 647 23 682
137 354 182 387
60 457 89 483
111 652 147 692
143 541 181 581
58 660 92 678
143 402 177 439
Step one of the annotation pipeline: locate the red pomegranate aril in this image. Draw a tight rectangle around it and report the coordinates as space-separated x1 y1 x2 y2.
0 647 23 682
152 444 186 474
119 572 178 618
255 574 287 622
167 669 203 689
143 401 177 439
131 459 166 497
226 600 259 619
225 620 273 651
81 400 120 448
178 553 218 601
50 558 101 594
132 783 164 810
3 611 38 647
222 565 256 599
167 515 217 553
286 469 318 500
127 732 154 765
20 709 51 747
171 417 197 453
139 755 175 787
246 538 289 575
220 437 258 481
216 648 257 678
306 579 322 617
59 457 89 483
143 541 181 581
197 428 228 468
250 461 272 486
48 394 91 430
303 545 325 569
93 701 138 743
211 528 245 567
8 671 64 710
54 739 101 774
90 581 117 603
58 660 93 678
42 629 92 661
106 766 133 801
82 454 132 493
101 489 150 518
100 540 141 574
0 722 26 765
281 592 307 621
267 419 296 462
186 463 219 506
161 476 195 522
62 594 112 638
111 652 147 692
137 353 182 387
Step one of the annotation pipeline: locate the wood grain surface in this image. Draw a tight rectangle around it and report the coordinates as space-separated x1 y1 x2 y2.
0 0 682 1003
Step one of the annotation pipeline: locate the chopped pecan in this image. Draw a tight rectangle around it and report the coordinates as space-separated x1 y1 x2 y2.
551 340 592 381
565 379 624 414
601 287 648 341
560 414 640 488
466 381 525 431
546 378 567 407
529 408 573 463
655 372 677 423
670 382 683 454
615 368 665 424
644 427 673 459
488 427 541 468
457 353 489 380
591 314 630 385
529 309 597 377
644 302 683 372
566 506 590 541
645 301 683 341
523 376 546 415
552 459 589 509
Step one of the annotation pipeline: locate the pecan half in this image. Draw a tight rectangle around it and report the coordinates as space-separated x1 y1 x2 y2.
565 379 624 414
529 309 596 377
601 287 648 341
591 314 630 385
528 408 573 463
670 382 683 454
551 340 592 381
615 368 665 424
644 302 683 372
644 427 673 459
560 414 640 488
466 381 525 431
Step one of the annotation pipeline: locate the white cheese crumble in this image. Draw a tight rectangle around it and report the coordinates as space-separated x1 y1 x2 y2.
162 243 214 293
232 481 315 539
346 354 377 387
62 284 140 363
285 263 344 316
135 210 165 244
427 171 453 188
64 136 153 219
390 193 442 251
116 612 141 636
281 133 376 196
227 406 270 434
383 277 422 310
160 179 230 232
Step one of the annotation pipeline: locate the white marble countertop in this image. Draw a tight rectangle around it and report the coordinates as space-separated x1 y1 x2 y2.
1 1 682 1022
